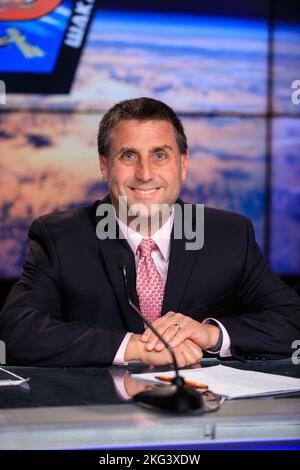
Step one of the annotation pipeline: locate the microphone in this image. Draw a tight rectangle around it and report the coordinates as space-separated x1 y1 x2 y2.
117 249 204 413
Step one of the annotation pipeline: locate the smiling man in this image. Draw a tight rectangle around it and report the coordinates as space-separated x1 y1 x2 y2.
99 118 188 224
0 97 299 367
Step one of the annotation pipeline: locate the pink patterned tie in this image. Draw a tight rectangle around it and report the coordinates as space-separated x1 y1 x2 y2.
136 238 165 326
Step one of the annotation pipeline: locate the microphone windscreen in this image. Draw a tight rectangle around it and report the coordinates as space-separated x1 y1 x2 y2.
117 249 130 269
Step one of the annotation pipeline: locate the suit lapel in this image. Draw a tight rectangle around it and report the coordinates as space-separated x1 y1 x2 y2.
162 201 200 314
94 197 144 333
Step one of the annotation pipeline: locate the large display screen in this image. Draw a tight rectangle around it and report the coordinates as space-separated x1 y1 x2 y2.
0 0 299 278
0 0 97 93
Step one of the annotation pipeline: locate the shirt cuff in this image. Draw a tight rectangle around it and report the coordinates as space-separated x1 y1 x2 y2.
202 318 232 357
112 332 133 365
108 369 131 401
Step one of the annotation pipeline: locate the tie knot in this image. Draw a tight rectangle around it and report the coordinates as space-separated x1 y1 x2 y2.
138 238 157 259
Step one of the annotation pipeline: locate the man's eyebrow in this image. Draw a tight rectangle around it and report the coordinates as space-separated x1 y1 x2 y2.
152 145 175 152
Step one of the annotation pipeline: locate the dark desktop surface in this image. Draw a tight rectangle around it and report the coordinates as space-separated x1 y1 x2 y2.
0 357 299 410
0 358 299 450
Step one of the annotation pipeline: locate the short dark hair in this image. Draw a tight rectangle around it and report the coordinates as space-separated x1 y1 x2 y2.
97 97 188 157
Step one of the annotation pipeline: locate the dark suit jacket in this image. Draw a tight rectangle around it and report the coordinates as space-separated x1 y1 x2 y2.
0 197 299 365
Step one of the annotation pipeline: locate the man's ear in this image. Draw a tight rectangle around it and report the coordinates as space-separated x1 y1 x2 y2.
181 151 189 182
99 155 108 181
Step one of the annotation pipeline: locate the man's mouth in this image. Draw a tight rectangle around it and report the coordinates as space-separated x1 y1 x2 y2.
130 187 161 195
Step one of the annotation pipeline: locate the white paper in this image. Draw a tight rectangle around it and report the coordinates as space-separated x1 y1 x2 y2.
0 367 30 387
132 365 300 400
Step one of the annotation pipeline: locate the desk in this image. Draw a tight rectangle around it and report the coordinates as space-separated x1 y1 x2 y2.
0 359 299 450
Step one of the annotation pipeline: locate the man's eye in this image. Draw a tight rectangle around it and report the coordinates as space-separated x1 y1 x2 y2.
121 153 135 161
155 152 167 160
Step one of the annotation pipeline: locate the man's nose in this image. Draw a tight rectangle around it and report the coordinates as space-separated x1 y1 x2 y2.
135 158 153 181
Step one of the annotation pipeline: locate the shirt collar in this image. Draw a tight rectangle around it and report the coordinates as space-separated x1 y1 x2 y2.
116 208 174 262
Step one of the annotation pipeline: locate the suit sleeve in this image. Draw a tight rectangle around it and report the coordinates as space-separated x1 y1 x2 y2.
0 218 127 366
220 218 300 356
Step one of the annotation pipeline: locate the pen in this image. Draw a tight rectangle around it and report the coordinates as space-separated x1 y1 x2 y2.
155 376 208 390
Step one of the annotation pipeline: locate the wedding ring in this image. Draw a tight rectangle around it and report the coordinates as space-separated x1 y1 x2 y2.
174 323 181 330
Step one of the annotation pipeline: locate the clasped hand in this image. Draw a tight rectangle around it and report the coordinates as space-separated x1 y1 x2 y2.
140 311 219 363
125 312 219 368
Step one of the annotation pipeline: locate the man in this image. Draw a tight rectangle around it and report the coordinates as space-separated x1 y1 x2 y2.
0 97 299 367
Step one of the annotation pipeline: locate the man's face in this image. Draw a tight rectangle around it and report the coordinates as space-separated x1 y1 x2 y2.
99 119 189 219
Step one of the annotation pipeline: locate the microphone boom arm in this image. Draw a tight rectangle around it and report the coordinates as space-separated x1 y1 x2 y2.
121 266 183 386
117 249 205 412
